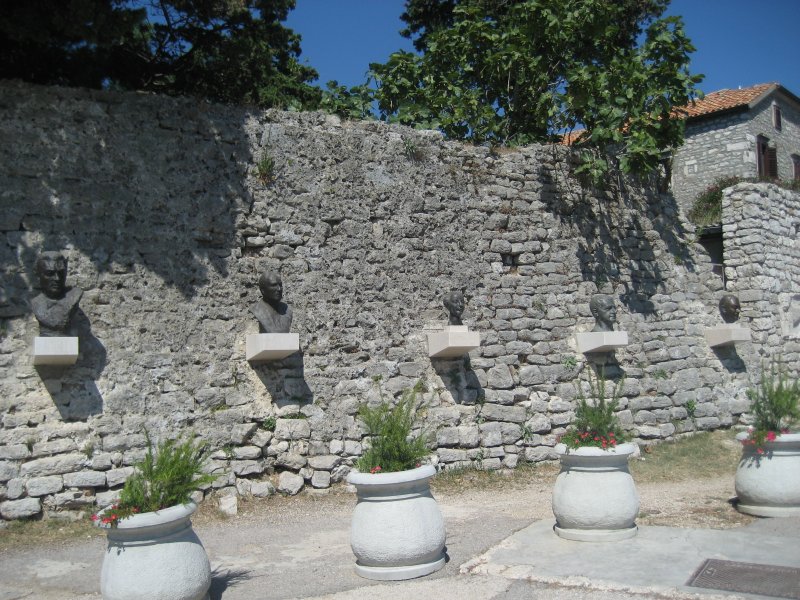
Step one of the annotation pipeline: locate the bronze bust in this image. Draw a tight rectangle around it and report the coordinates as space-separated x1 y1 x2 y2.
443 291 465 326
590 294 617 332
250 270 292 333
719 293 741 324
31 252 83 336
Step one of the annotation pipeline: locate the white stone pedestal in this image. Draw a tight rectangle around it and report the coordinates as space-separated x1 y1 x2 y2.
246 333 299 362
705 324 751 348
33 337 79 366
575 331 628 354
427 326 480 358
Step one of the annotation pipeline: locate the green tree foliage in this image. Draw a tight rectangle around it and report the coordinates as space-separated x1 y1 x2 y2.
366 0 703 178
0 0 320 109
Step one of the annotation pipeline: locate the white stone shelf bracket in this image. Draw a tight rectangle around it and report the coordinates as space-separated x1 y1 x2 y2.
575 331 629 354
246 333 300 362
705 324 751 348
427 326 480 358
32 336 79 366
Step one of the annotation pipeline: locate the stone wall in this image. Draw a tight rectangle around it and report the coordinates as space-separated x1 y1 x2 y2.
723 182 800 360
0 81 789 521
671 92 800 215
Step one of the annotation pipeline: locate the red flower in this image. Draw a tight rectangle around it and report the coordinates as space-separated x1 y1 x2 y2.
766 431 777 442
756 447 765 455
370 466 382 474
90 514 99 521
593 436 599 441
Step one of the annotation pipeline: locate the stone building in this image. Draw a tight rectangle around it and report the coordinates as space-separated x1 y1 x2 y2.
670 82 800 215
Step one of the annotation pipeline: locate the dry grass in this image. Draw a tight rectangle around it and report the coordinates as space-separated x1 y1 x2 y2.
0 515 102 552
431 461 559 495
629 429 741 483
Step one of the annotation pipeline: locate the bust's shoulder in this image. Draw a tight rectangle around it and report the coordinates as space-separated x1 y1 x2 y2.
65 288 83 303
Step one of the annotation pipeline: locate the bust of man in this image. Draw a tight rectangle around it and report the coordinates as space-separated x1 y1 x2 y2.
590 294 617 332
443 291 465 326
31 252 83 337
250 270 292 333
719 293 741 324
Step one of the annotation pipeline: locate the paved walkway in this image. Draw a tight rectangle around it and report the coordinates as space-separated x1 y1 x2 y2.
1 494 797 600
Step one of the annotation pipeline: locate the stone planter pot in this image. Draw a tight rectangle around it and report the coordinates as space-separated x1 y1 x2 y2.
98 501 211 600
552 443 640 541
347 464 446 580
735 432 800 517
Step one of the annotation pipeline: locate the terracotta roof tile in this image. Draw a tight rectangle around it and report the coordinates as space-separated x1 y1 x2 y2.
677 83 776 119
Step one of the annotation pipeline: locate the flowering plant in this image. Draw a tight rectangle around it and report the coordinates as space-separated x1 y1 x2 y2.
92 431 214 527
742 362 800 453
560 369 628 450
356 380 429 473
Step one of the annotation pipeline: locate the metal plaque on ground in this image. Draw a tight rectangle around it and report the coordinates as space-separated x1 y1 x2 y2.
687 558 800 599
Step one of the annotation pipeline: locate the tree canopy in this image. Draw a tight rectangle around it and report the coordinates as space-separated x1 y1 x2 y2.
0 0 321 109
333 0 703 178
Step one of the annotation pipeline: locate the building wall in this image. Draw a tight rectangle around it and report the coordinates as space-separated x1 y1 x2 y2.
671 91 800 215
0 81 792 521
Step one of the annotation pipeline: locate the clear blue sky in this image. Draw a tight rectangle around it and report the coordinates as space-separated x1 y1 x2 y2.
286 0 800 95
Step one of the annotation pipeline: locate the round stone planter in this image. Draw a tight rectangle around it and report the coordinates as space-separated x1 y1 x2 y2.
735 432 800 517
551 443 640 541
347 464 446 580
98 501 211 600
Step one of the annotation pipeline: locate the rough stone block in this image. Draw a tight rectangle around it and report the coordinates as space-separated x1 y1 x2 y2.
275 453 306 470
436 427 460 447
5 479 24 500
437 448 468 463
62 470 107 489
105 467 134 488
20 454 86 478
231 460 265 476
480 404 527 423
216 494 237 517
26 475 63 497
52 490 95 508
458 426 480 448
311 470 331 489
525 414 551 433
0 445 31 460
0 461 20 482
250 481 276 498
307 455 341 471
486 364 514 389
479 423 503 447
277 472 304 495
274 419 311 441
0 497 42 519
95 489 121 509
233 446 262 460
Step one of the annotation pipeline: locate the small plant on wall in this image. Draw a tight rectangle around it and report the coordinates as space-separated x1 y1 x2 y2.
687 176 741 227
255 153 276 184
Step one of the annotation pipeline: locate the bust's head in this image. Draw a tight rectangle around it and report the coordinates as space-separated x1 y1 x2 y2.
719 293 741 323
590 294 616 331
443 291 465 323
258 271 283 307
36 252 68 300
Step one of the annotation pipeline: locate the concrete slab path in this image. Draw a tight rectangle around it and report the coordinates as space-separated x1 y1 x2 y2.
1 506 797 600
